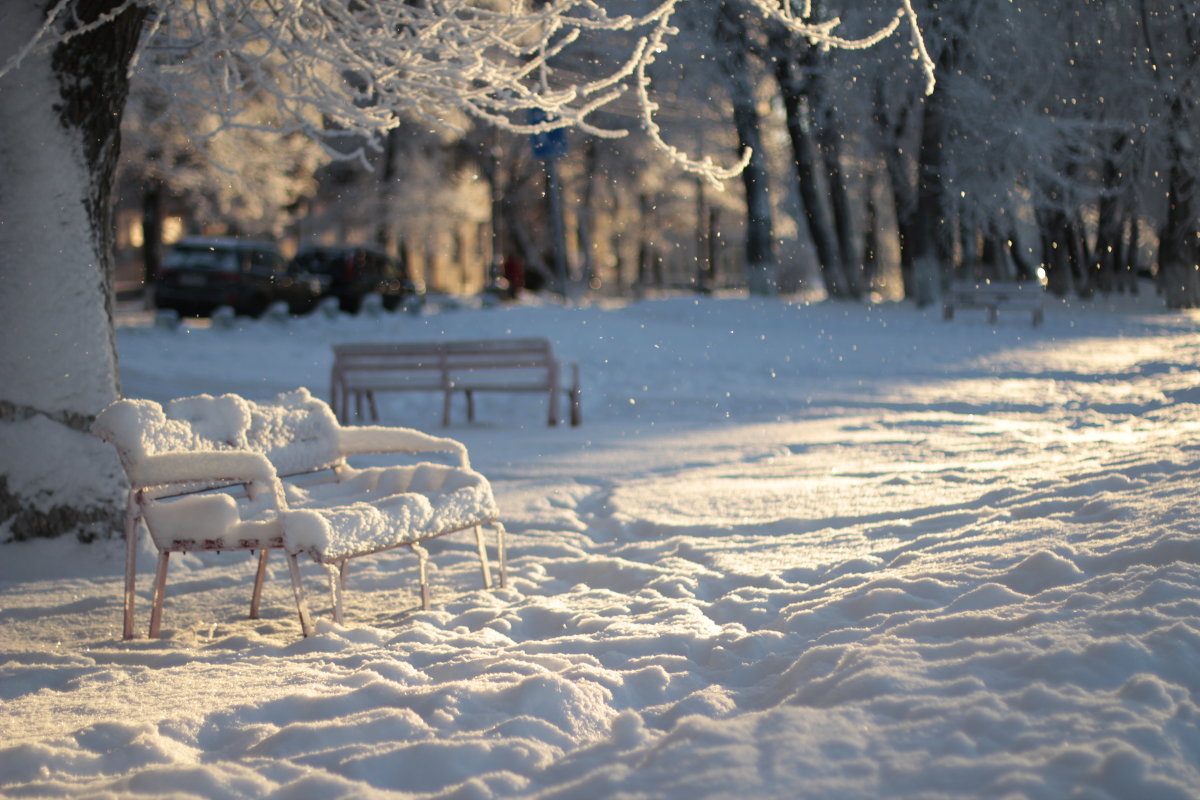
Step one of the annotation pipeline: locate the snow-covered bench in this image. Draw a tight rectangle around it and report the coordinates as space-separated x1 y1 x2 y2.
91 388 506 639
330 338 581 427
943 281 1045 326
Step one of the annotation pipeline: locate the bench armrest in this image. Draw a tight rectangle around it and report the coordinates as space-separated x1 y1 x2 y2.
127 450 278 491
338 426 471 468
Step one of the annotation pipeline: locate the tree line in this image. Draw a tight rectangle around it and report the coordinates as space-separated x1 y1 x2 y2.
120 0 1200 311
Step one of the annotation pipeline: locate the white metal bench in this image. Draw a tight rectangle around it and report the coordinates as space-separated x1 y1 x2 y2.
943 281 1045 326
330 337 581 427
91 388 506 639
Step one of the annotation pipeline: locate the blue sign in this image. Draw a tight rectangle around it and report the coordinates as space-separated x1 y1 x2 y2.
529 108 568 160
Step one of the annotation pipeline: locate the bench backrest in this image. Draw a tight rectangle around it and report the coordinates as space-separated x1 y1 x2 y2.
93 388 343 482
333 338 557 381
949 282 1043 300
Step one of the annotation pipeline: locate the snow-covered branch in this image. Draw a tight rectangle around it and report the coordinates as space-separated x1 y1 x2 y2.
6 0 934 181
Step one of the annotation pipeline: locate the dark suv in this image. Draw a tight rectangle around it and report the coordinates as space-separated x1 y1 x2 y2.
289 244 420 313
155 237 318 317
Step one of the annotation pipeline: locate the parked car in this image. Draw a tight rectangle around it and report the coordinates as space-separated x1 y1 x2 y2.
289 244 421 313
154 237 320 318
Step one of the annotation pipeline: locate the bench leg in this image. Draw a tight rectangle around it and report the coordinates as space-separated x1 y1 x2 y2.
326 561 346 624
569 389 581 426
442 390 453 427
1032 308 1044 327
987 306 998 324
250 548 270 619
123 494 140 640
410 542 431 610
943 304 954 321
474 525 493 589
466 390 475 423
286 552 314 638
496 522 507 589
148 551 170 638
367 391 378 422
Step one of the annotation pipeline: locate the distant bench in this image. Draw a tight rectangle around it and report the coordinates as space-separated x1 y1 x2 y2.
943 281 1045 327
331 338 581 427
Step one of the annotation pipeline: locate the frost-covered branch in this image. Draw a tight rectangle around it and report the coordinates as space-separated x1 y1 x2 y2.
5 0 934 181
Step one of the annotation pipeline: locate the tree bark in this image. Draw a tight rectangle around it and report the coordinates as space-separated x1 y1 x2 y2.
141 178 163 308
718 1 776 296
882 136 918 298
0 1 145 541
771 31 848 298
1156 94 1200 308
576 138 597 291
1090 134 1130 296
910 82 951 307
1139 0 1200 308
817 107 860 297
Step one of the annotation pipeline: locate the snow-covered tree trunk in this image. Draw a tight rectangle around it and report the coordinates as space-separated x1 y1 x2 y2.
0 1 143 541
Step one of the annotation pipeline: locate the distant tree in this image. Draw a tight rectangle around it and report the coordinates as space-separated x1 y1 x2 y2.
1138 0 1200 308
120 80 325 240
716 0 778 296
704 0 932 296
878 0 1173 305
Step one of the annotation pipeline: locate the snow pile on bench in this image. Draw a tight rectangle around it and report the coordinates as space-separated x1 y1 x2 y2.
92 388 505 638
282 463 494 559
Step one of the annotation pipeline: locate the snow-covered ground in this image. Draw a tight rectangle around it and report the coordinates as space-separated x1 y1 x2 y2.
3 290 1200 798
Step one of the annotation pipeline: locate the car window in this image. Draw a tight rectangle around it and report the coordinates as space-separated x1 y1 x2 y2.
292 252 338 275
249 249 284 274
162 247 239 272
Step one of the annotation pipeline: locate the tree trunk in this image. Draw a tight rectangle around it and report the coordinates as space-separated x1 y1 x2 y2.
695 176 715 293
376 129 400 253
862 180 882 294
1139 0 1200 308
910 82 951 307
1158 162 1200 307
817 111 860 297
637 192 654 288
576 138 597 291
883 142 918 298
1091 134 1129 296
1122 211 1141 294
1039 208 1088 297
141 179 163 309
719 1 776 296
772 37 847 298
1158 100 1200 308
0 1 145 541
